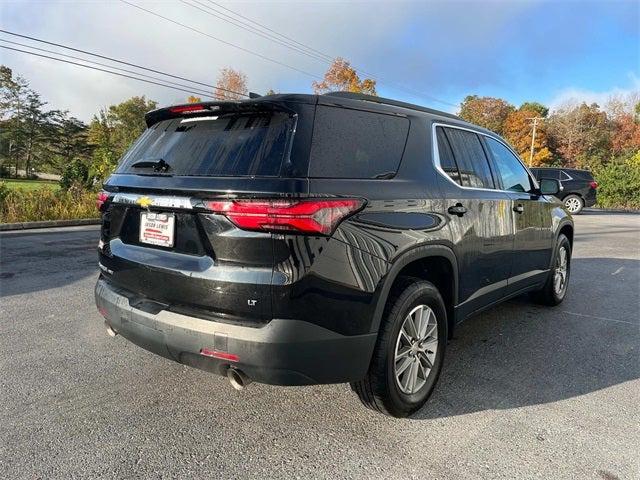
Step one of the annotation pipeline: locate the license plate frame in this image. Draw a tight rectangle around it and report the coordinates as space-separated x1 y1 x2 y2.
139 211 175 247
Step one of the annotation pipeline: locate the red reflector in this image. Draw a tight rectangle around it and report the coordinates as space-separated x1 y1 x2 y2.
97 306 109 319
170 104 207 114
205 199 364 235
96 191 109 212
590 181 598 189
200 348 239 362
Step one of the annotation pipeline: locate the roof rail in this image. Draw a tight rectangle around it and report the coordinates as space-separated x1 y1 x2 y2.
323 91 461 120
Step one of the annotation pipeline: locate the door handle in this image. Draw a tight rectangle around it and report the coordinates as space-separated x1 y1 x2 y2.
513 204 524 214
448 203 467 217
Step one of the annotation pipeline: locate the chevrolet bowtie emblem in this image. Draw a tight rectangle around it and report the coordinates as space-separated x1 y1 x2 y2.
137 196 153 208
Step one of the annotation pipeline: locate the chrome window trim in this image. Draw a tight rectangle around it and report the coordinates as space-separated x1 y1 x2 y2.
560 170 573 181
431 122 539 193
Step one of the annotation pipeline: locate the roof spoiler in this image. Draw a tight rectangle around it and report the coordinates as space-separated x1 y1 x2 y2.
144 100 292 128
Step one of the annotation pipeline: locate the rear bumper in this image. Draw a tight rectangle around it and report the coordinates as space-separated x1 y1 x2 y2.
95 278 377 386
584 192 597 207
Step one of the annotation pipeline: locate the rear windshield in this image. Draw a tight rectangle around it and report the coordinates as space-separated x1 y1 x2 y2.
116 112 294 177
308 106 410 179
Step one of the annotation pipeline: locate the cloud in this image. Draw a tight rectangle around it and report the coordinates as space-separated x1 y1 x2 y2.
547 73 640 112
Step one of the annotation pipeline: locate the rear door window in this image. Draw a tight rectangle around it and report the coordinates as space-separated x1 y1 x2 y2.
442 127 495 189
308 106 410 178
116 112 294 177
484 137 533 193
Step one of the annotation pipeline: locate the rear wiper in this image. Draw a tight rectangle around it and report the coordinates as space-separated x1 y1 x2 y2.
131 158 171 173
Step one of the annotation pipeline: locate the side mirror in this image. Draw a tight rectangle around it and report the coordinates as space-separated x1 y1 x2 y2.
539 178 561 195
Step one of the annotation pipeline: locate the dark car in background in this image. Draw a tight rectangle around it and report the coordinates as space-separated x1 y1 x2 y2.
530 167 598 214
95 92 573 417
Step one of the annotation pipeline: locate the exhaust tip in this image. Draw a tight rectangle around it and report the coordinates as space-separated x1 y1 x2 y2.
227 367 251 391
105 321 118 337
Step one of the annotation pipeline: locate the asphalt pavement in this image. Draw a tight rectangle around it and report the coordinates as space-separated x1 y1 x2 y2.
0 213 638 479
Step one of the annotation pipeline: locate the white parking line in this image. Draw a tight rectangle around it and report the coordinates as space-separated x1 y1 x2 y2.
561 310 637 326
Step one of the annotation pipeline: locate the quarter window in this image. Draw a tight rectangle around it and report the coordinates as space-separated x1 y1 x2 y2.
485 137 533 193
435 127 462 185
442 127 494 189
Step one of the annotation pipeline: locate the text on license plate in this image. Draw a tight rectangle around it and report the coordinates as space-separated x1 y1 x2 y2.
139 212 175 247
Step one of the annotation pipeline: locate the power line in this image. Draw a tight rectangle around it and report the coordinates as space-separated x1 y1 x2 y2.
119 0 322 80
195 1 458 108
0 45 218 99
0 39 216 99
180 0 331 64
0 29 247 98
206 0 334 62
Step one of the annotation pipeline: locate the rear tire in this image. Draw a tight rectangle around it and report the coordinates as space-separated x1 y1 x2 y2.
563 194 584 214
533 234 571 306
351 277 447 418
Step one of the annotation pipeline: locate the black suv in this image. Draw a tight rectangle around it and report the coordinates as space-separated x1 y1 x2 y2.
95 93 573 417
530 167 598 214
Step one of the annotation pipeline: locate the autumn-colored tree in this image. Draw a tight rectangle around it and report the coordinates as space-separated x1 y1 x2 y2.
214 68 248 100
546 102 611 167
312 58 377 96
610 110 640 154
503 107 552 166
187 95 202 103
458 95 514 135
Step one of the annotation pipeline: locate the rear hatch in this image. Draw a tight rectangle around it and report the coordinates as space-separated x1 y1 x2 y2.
98 101 310 324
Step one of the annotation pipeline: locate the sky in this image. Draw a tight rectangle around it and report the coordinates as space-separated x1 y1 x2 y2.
1 0 638 121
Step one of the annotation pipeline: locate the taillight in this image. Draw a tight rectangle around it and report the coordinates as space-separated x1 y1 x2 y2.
590 181 598 189
205 198 365 235
96 191 109 212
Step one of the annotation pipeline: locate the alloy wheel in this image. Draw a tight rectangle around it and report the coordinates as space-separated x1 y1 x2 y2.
394 304 438 395
564 197 582 214
554 246 569 296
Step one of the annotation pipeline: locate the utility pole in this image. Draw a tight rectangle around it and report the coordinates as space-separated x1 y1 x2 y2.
527 117 544 167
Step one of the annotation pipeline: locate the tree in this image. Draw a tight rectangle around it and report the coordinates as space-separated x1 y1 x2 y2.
187 95 202 103
214 68 248 100
88 96 157 182
458 95 514 135
503 106 552 166
312 58 377 96
0 66 51 177
546 102 611 167
519 101 549 118
46 113 91 174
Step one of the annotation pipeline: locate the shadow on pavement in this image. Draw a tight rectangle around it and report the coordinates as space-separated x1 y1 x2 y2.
0 228 99 297
413 257 639 420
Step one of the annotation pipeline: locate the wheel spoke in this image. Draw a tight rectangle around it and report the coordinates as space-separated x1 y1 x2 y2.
395 347 411 361
396 356 412 376
421 336 438 350
418 351 434 370
422 322 437 341
408 361 419 393
405 312 418 339
417 307 430 338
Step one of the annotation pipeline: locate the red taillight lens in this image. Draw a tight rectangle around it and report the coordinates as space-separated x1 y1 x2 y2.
205 199 365 235
590 181 598 189
96 191 109 212
170 104 208 114
200 348 239 362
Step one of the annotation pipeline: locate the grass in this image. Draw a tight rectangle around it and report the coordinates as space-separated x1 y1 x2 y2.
1 178 60 191
0 184 97 223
